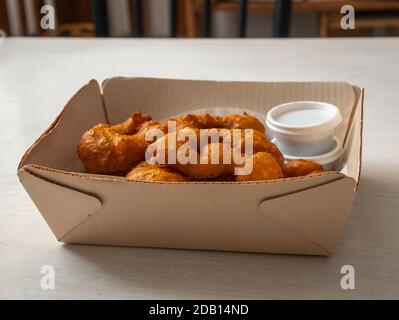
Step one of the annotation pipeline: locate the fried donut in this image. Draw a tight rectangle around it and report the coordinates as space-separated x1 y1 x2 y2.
111 112 152 134
126 162 191 182
162 125 284 167
149 125 284 180
174 143 236 180
236 129 284 167
78 112 159 173
221 113 265 133
160 114 216 133
148 127 200 166
195 128 284 167
78 111 287 182
175 113 222 129
162 112 264 133
236 152 284 182
149 131 236 180
160 112 282 166
283 159 324 178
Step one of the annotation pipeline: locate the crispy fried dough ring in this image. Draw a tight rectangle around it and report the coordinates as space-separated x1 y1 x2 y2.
77 112 160 173
148 131 235 180
236 152 284 182
283 159 324 178
79 112 288 181
149 130 283 181
236 129 284 167
126 162 191 182
162 112 265 133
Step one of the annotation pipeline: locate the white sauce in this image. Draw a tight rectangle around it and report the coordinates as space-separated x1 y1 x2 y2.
275 108 334 127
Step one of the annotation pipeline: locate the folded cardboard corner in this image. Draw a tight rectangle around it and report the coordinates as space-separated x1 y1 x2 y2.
18 167 102 240
18 80 106 173
18 78 363 255
259 176 356 255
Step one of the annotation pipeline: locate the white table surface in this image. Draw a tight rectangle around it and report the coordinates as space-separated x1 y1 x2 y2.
0 38 398 300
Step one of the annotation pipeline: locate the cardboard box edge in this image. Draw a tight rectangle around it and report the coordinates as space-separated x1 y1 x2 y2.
17 79 102 171
17 166 102 240
259 176 357 254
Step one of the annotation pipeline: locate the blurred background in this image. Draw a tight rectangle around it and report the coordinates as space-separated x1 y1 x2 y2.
0 0 398 38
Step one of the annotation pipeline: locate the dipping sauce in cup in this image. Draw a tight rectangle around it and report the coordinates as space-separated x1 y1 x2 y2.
266 101 343 157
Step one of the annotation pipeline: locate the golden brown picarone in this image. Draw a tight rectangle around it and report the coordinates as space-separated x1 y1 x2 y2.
126 162 191 182
161 112 265 133
283 159 325 178
77 112 160 173
236 152 284 182
78 112 325 182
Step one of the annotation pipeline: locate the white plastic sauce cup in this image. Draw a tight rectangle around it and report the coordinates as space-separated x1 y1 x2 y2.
272 136 343 171
266 101 343 157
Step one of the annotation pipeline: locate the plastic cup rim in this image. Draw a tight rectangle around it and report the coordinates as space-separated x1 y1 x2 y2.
266 101 343 135
272 136 343 164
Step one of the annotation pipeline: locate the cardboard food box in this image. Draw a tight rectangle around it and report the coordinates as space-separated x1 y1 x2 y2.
18 77 363 256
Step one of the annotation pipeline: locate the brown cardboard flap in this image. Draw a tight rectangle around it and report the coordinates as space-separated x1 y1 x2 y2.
61 211 332 255
23 165 348 255
259 177 356 254
17 168 102 240
102 77 356 144
342 88 363 187
18 80 106 172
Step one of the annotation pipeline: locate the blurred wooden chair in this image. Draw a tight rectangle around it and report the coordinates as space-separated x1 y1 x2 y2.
57 22 94 37
187 0 292 37
92 0 185 37
58 0 399 38
127 0 194 37
0 0 10 35
0 0 42 36
55 0 95 36
2 0 398 38
185 0 399 37
0 0 96 37
318 5 399 37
